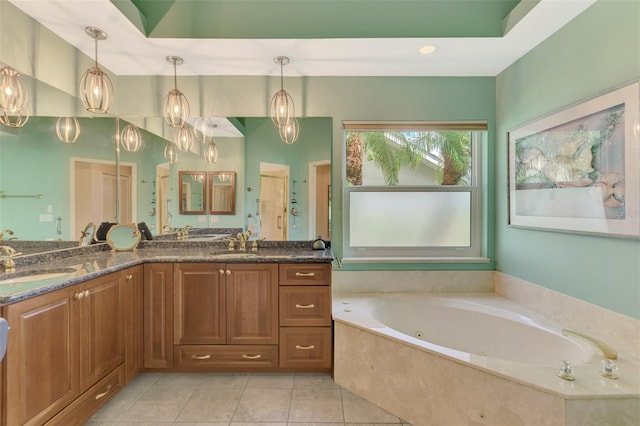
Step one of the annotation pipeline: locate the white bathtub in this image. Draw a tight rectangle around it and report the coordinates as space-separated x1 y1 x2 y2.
333 293 640 426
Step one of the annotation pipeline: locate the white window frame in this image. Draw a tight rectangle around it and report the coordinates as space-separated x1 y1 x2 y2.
342 121 486 263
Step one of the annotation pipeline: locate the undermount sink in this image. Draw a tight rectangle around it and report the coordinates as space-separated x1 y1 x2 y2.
0 267 77 285
211 252 257 258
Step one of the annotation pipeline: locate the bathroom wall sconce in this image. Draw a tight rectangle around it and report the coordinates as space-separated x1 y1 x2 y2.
270 56 295 128
121 123 142 152
164 142 179 164
0 66 29 128
203 140 219 164
56 116 80 143
79 27 114 114
163 56 190 128
175 124 195 152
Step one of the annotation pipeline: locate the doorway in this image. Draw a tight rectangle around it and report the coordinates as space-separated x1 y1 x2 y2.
260 163 289 241
71 159 135 240
308 160 331 241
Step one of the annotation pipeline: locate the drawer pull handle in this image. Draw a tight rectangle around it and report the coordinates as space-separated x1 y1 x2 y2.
295 344 315 350
95 384 112 400
295 303 315 309
295 272 315 277
242 354 262 359
191 354 211 360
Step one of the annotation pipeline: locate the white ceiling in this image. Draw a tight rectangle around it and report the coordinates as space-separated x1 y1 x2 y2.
8 0 596 78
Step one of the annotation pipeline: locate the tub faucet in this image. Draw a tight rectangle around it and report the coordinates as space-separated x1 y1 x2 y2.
562 329 618 360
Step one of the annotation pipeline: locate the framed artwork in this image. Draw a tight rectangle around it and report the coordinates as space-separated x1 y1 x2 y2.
508 82 639 238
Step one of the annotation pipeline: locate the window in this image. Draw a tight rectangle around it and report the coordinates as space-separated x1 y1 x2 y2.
343 121 486 261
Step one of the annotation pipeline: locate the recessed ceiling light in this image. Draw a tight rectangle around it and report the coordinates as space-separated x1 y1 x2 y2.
419 45 437 55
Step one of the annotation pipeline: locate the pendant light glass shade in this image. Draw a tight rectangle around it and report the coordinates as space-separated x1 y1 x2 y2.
279 117 299 144
79 27 113 114
164 142 179 164
56 117 80 143
203 141 219 164
270 57 295 127
175 125 195 152
121 123 142 152
0 66 27 114
163 56 190 127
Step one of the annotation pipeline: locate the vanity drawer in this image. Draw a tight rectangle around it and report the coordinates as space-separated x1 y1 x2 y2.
279 327 332 369
46 365 125 426
279 286 331 326
174 345 278 370
279 263 331 286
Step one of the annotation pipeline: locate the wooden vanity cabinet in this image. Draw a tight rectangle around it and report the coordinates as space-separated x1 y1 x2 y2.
4 270 127 426
122 265 144 383
173 262 279 370
278 263 333 371
143 263 174 369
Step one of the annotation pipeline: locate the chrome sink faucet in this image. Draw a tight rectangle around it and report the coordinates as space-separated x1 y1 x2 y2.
0 245 22 273
562 329 618 360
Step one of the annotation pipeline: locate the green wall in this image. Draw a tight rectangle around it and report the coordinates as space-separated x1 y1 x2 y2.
495 0 640 318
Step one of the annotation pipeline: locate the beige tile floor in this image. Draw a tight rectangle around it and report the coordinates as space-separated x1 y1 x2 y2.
85 372 411 425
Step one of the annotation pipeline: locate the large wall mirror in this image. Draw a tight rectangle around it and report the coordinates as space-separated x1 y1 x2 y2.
209 171 236 215
179 171 206 214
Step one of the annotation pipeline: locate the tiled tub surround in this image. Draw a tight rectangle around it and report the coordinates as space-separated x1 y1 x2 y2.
332 270 640 426
0 241 332 303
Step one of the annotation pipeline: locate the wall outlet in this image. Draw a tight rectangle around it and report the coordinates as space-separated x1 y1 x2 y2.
47 205 53 213
198 215 206 223
39 214 53 222
210 215 219 223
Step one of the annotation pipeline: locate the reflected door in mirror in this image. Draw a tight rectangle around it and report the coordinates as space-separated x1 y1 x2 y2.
209 172 236 215
179 171 206 214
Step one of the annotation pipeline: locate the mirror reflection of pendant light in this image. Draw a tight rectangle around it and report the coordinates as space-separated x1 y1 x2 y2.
56 117 80 143
270 56 295 128
121 123 142 152
164 142 179 164
175 125 195 152
79 27 114 114
203 141 219 164
163 56 190 127
193 117 214 143
279 117 299 144
0 66 29 128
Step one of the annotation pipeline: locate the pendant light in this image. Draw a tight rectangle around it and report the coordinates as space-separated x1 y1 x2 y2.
163 56 190 127
270 56 295 128
121 123 142 152
0 66 27 114
164 142 179 164
0 66 29 128
203 140 219 164
56 117 80 143
193 117 214 143
279 117 299 144
79 27 114 114
175 125 195 152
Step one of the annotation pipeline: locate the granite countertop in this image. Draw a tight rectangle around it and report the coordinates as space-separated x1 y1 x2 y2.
0 241 333 305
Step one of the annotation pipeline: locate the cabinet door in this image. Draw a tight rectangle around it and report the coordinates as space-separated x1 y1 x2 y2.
79 272 124 391
123 266 143 383
226 263 278 345
5 287 80 426
174 263 226 345
143 263 174 369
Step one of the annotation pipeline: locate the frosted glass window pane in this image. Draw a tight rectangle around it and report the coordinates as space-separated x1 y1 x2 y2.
349 192 471 247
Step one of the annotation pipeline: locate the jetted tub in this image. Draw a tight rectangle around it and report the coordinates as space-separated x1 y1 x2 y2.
332 293 640 426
